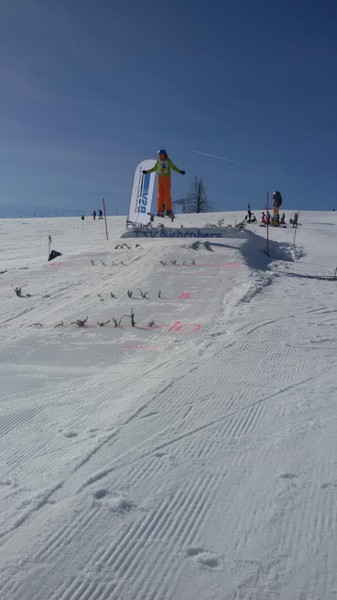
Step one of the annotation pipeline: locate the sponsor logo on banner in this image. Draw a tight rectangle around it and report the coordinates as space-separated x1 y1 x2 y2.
138 173 150 214
130 228 225 239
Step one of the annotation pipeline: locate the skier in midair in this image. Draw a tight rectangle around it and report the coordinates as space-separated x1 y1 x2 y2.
143 149 185 217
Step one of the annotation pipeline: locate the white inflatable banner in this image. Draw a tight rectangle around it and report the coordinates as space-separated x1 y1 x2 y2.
127 159 156 227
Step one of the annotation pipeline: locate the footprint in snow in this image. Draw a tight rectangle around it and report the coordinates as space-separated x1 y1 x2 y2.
93 489 136 513
64 431 78 438
320 482 337 489
186 546 204 557
93 488 109 499
185 546 222 570
279 473 298 480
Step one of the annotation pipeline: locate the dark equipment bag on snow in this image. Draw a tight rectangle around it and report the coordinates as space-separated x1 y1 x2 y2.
48 250 63 262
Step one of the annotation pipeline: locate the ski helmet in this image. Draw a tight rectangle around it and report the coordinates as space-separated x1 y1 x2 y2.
158 149 167 156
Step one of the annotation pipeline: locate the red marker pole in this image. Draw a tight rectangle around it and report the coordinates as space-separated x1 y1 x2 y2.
293 208 300 246
266 191 270 256
102 198 108 241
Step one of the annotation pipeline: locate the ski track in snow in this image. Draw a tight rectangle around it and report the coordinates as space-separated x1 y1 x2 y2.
1 212 337 599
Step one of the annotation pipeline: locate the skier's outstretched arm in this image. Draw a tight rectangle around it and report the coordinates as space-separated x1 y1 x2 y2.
168 159 185 175
143 161 158 175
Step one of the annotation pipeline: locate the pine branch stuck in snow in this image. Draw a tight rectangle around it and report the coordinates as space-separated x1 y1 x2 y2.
71 316 88 327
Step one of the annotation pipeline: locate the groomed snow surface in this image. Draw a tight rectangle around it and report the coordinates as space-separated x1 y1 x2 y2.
1 211 337 599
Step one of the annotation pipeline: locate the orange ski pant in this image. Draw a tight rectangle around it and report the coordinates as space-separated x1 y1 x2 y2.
157 176 173 213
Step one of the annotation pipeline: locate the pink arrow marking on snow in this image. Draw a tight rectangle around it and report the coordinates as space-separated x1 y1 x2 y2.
167 321 202 333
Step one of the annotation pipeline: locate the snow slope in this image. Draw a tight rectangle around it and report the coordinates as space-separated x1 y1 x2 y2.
1 211 337 599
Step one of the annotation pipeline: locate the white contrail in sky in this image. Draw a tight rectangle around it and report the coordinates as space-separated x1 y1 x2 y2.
193 150 275 172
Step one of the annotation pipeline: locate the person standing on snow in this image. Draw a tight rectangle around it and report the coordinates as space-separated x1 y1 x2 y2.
143 149 185 217
247 204 252 222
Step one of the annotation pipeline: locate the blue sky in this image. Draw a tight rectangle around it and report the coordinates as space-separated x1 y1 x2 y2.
1 0 337 217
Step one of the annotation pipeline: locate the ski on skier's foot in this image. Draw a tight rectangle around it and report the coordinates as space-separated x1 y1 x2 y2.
147 212 175 222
